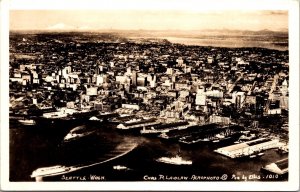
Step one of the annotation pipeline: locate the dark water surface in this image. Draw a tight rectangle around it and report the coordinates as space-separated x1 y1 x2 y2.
9 122 288 182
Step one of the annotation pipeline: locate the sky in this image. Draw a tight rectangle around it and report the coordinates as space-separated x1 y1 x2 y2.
8 0 289 32
10 10 288 31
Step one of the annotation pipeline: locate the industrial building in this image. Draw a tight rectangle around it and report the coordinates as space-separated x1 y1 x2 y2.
214 138 281 158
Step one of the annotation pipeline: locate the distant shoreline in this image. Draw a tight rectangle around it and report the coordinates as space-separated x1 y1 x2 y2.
9 30 288 51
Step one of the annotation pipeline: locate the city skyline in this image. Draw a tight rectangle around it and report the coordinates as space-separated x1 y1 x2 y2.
10 10 288 31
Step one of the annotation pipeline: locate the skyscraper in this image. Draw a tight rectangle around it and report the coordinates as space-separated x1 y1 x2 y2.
132 70 137 87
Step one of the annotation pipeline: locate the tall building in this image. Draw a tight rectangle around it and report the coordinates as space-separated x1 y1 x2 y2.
166 68 174 75
132 70 137 87
196 89 206 106
176 57 184 66
281 79 288 96
207 56 214 64
137 76 146 87
127 67 132 74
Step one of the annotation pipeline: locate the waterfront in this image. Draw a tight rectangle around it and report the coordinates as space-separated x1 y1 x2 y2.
130 35 288 51
10 121 288 182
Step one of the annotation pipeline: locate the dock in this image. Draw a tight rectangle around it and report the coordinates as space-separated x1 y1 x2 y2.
261 158 288 175
214 138 283 159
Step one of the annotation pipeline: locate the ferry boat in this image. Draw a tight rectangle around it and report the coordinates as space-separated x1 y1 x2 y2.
140 121 188 136
156 155 192 165
31 165 77 178
18 119 36 126
63 125 97 142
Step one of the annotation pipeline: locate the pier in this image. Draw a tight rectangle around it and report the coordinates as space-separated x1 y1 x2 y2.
261 158 288 175
214 138 283 159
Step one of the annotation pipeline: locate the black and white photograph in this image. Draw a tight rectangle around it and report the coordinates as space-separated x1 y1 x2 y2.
1 0 299 191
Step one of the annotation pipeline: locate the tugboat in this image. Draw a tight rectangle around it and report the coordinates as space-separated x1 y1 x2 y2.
156 155 192 165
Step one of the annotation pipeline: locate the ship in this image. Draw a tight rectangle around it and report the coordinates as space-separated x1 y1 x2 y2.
63 125 97 142
98 112 119 119
156 155 192 165
31 165 77 178
90 112 119 124
140 121 188 136
88 116 103 126
31 142 138 181
108 114 135 124
116 118 160 133
178 125 243 145
89 116 103 122
159 123 220 142
18 119 36 126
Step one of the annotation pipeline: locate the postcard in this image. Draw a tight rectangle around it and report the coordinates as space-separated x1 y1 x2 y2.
1 0 299 191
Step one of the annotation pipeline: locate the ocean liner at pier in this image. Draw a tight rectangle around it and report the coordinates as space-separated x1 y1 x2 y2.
140 121 189 136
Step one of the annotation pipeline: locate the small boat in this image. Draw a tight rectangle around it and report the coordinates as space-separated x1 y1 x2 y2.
201 138 209 142
257 152 265 157
156 155 192 165
113 165 130 170
18 119 36 126
249 152 264 159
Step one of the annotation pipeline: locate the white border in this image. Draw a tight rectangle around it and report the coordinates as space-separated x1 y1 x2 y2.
6 0 298 11
1 0 299 191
